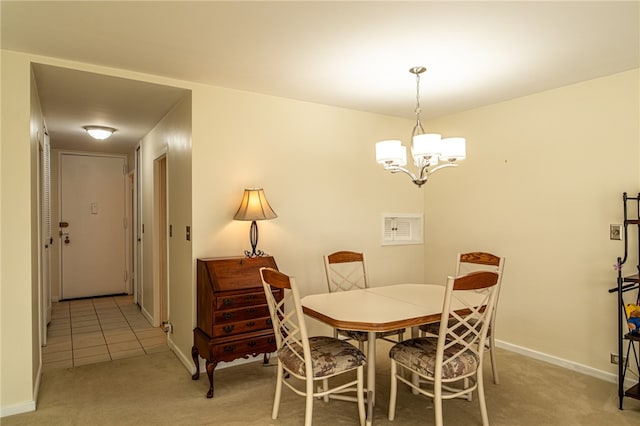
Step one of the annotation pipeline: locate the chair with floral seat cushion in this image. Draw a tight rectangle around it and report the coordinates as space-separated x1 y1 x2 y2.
388 270 500 426
419 251 505 384
324 251 405 350
259 267 367 426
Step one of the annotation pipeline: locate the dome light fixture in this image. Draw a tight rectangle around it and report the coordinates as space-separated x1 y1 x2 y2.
83 125 116 140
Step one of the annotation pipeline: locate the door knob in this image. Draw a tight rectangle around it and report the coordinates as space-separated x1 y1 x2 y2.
64 236 70 244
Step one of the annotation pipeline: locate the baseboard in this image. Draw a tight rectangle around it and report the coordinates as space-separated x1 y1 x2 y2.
0 362 41 418
168 335 275 377
140 305 153 325
167 335 195 374
34 361 42 409
496 339 636 387
0 400 36 418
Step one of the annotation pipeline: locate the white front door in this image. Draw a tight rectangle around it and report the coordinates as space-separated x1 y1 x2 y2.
60 153 127 299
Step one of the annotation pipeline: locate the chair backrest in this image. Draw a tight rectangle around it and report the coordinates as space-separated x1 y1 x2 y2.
456 252 505 319
323 251 369 293
456 252 504 275
435 271 500 379
260 267 313 378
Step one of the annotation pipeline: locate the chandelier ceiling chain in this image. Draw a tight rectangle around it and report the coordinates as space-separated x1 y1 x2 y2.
411 66 426 138
375 66 466 187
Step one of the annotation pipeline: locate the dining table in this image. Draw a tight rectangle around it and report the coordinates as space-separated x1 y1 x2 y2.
301 283 445 424
301 283 484 426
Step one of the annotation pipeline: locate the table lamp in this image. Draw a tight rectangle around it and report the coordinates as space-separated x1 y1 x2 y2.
233 188 277 257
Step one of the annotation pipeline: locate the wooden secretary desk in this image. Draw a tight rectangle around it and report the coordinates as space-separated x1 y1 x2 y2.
192 256 280 398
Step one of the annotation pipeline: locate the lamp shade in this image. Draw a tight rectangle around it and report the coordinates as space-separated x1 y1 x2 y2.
440 137 466 161
376 140 406 166
412 133 441 157
233 188 278 221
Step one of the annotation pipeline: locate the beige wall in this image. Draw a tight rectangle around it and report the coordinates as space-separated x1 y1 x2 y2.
1 50 38 412
138 93 192 349
191 85 425 341
422 69 640 374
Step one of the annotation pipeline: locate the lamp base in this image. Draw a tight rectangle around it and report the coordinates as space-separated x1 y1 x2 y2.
244 220 266 258
244 249 266 258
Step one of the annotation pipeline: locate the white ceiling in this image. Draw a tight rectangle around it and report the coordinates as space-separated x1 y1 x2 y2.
2 1 639 153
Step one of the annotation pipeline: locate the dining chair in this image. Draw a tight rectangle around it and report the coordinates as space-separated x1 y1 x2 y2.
388 270 500 426
323 250 405 350
419 251 505 384
259 267 367 426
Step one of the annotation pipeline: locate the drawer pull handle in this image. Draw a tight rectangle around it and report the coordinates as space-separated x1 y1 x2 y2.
222 298 234 306
246 308 256 314
266 319 273 326
246 321 256 327
268 337 276 344
247 341 257 347
222 312 234 320
223 325 235 333
223 345 236 352
244 294 257 301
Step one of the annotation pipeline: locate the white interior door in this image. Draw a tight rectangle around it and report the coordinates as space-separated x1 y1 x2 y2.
60 153 127 299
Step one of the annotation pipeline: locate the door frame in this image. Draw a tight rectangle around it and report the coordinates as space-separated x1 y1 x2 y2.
126 170 135 295
152 152 169 327
39 127 52 346
134 145 142 306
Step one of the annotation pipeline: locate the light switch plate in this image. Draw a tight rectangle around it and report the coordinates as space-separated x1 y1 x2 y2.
610 224 622 240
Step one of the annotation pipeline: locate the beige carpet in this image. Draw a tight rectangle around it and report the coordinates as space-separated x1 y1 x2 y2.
4 343 640 425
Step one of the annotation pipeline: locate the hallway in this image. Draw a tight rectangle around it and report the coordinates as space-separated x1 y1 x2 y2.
43 295 169 370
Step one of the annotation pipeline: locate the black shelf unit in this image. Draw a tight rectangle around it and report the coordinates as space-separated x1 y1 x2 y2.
608 192 640 409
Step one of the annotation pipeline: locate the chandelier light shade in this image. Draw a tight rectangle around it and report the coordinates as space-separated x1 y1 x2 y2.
375 66 466 187
233 188 277 257
83 125 116 140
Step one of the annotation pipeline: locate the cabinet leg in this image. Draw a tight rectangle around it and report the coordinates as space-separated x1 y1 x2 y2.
206 360 218 398
191 346 200 380
263 352 270 364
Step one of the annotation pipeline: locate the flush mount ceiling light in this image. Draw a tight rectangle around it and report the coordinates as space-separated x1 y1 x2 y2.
375 67 466 187
83 125 116 140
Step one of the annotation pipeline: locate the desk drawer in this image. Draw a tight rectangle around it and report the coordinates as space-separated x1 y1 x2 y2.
212 317 273 337
215 291 266 309
214 304 271 324
211 333 277 363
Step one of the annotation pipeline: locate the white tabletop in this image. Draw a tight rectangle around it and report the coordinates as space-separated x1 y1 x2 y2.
301 283 447 331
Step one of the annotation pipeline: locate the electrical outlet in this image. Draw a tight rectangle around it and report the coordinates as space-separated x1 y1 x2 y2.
610 353 627 365
610 224 622 240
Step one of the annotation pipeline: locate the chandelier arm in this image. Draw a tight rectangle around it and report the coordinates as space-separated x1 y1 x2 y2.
428 163 458 174
387 165 419 182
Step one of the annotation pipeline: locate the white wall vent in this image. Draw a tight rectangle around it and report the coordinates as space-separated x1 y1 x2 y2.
381 213 423 246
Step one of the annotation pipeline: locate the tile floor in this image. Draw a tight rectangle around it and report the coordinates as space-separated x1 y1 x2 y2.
43 294 169 370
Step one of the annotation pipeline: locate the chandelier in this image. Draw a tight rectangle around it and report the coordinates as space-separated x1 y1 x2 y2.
375 66 466 187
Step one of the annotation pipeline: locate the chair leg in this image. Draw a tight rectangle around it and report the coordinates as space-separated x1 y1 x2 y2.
357 366 366 426
489 336 499 384
398 330 404 341
272 364 284 420
477 368 490 426
434 377 444 426
464 377 473 401
322 378 329 403
305 376 314 426
388 360 398 420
